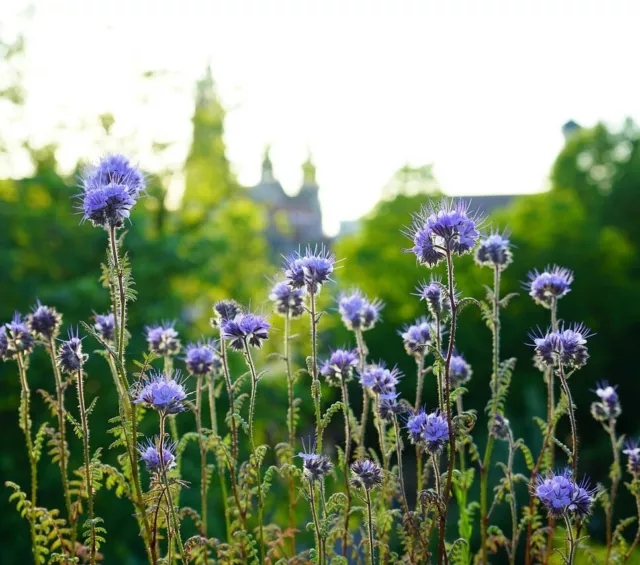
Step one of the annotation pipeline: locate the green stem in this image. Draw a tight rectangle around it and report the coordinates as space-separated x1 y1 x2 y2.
309 290 323 453
195 374 208 539
341 378 353 558
365 488 375 565
164 357 180 443
284 313 297 555
355 329 369 458
558 364 578 475
309 481 323 565
605 418 620 565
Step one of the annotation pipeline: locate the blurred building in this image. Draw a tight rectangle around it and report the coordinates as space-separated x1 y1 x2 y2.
249 147 325 255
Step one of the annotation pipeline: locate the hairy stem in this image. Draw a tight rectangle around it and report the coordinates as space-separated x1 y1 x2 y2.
623 483 640 562
356 329 369 458
558 363 578 475
563 514 577 565
605 418 620 564
365 488 375 565
341 378 353 558
195 374 208 540
507 432 519 565
284 312 297 555
309 481 324 565
309 290 323 453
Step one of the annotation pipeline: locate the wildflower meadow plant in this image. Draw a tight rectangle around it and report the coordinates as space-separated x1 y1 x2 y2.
6 169 639 565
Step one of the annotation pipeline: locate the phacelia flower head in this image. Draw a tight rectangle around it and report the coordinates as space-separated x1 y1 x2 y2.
525 265 574 309
185 342 220 376
530 323 592 370
475 230 513 270
27 301 62 339
138 438 177 474
406 199 482 267
417 276 451 319
83 153 146 198
569 477 597 519
79 182 136 229
400 317 433 357
2 313 35 359
298 445 333 482
449 354 472 388
320 348 358 386
490 413 511 440
359 363 401 395
284 246 336 294
145 323 181 357
221 312 270 350
338 289 384 332
624 440 640 476
93 312 115 342
591 381 621 422
378 392 404 421
57 328 88 374
535 470 595 518
350 459 383 490
211 300 241 328
269 281 306 318
134 371 188 414
405 408 450 453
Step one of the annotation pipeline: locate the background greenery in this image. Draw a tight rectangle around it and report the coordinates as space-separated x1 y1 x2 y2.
2 35 640 564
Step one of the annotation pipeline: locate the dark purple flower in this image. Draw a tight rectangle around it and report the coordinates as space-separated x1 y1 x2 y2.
449 354 472 388
530 324 591 370
3 313 35 358
405 408 450 453
350 459 383 490
406 408 429 444
591 381 621 421
378 392 404 421
185 343 220 376
338 290 383 332
57 329 88 374
400 317 433 356
27 301 62 339
284 246 336 294
211 300 241 328
568 477 596 518
535 470 575 516
475 230 513 270
94 312 115 342
525 265 574 308
134 371 188 414
269 281 305 318
359 363 401 395
83 154 146 198
406 199 482 267
138 438 177 473
80 183 136 229
145 323 181 356
490 413 510 440
298 450 333 482
417 276 451 318
221 312 270 350
320 348 358 386
624 440 640 475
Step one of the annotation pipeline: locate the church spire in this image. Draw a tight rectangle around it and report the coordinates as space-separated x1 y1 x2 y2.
196 63 215 108
261 145 274 183
301 152 317 186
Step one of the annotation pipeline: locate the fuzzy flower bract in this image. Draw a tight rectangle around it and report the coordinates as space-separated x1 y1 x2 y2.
221 312 270 350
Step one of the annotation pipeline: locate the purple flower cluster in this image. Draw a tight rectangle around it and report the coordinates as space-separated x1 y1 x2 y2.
1 313 35 360
475 230 513 270
299 451 333 482
535 469 595 519
185 343 221 376
211 300 241 328
359 363 401 395
377 392 404 421
134 371 188 414
350 459 383 490
221 312 270 350
405 408 450 453
145 323 181 357
269 281 305 318
94 312 115 342
417 276 451 319
449 354 472 388
591 381 621 422
526 265 574 308
407 199 482 267
338 290 383 332
27 301 62 339
57 329 88 374
320 348 358 386
624 441 640 476
531 323 591 370
138 438 177 474
400 317 433 356
78 154 145 230
284 246 336 294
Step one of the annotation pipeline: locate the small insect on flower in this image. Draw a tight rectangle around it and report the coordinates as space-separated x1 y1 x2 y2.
417 276 451 319
474 230 513 270
2 313 35 359
350 459 383 490
490 413 511 440
590 381 621 422
138 438 177 474
405 199 483 267
359 363 402 395
94 312 115 342
284 246 336 294
185 342 220 376
623 440 640 476
27 301 62 339
525 265 574 309
211 300 241 328
57 328 88 374
399 317 433 356
530 323 592 370
269 281 306 318
145 323 181 357
377 392 404 421
405 408 450 454
298 446 333 482
320 348 358 386
221 312 270 350
449 354 472 388
134 371 188 414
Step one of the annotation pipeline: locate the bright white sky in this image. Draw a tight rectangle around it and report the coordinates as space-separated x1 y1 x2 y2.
3 0 640 235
